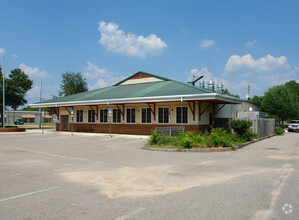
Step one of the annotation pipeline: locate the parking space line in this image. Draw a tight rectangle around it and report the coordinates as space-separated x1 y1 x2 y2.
116 208 145 220
6 147 103 164
0 186 61 202
124 139 144 144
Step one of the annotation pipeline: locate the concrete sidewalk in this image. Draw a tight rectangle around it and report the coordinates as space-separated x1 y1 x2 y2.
24 127 150 139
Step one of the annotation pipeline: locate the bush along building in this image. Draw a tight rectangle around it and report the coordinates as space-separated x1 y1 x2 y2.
31 71 250 135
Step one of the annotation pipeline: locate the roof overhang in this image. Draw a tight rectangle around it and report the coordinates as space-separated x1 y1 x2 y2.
30 93 242 108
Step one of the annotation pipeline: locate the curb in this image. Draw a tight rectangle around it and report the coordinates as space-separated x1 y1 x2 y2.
142 134 276 152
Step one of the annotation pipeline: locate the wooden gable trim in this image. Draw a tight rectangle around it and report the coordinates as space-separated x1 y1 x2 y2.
116 104 125 120
88 105 98 120
146 103 156 121
214 104 226 116
64 106 73 115
187 101 195 121
130 72 152 80
50 107 59 120
199 103 212 120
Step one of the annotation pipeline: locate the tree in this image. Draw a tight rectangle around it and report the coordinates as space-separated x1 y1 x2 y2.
250 95 263 105
0 68 33 127
20 105 53 114
261 85 298 123
222 89 240 98
284 80 299 102
58 71 88 97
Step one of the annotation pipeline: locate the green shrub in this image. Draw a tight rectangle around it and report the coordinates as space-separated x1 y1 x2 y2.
148 130 161 145
207 127 232 147
282 124 289 129
230 120 252 137
242 129 258 141
159 133 172 145
203 129 210 137
147 128 247 149
275 126 284 135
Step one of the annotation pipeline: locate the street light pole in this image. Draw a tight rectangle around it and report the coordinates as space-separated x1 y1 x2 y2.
39 80 42 128
2 55 5 128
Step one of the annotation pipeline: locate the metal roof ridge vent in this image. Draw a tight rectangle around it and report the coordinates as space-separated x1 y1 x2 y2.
207 80 215 91
199 80 205 88
187 75 203 86
217 83 223 93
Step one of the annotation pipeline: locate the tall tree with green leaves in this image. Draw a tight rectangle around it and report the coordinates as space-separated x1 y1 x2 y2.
0 68 33 127
58 71 88 97
261 85 298 123
222 89 240 98
284 80 299 102
250 95 263 105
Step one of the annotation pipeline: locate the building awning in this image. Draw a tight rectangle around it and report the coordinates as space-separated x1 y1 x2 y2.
22 114 36 119
44 115 52 119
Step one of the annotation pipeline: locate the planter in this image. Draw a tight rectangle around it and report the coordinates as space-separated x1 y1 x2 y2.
0 127 26 132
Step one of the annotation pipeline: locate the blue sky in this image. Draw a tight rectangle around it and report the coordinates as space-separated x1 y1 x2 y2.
0 0 298 105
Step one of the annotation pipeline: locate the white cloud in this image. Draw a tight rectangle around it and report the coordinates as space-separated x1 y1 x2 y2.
12 54 18 58
26 84 59 104
188 67 262 98
200 39 215 48
0 48 5 55
98 21 167 58
84 61 109 78
224 54 291 75
84 61 125 90
19 63 50 78
189 67 229 89
189 53 297 98
245 40 257 48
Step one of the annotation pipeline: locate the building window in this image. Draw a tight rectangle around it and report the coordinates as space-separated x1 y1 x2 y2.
142 108 151 123
176 107 188 123
158 107 169 123
88 110 95 122
126 108 135 123
76 110 83 122
100 109 107 123
113 109 121 123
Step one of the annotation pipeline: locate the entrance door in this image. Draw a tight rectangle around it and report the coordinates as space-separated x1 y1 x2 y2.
61 115 69 131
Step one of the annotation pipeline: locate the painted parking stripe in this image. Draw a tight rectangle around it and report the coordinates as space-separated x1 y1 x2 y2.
116 208 145 220
0 186 61 202
124 139 144 144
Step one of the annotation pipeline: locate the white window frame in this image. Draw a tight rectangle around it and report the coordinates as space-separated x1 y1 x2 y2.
88 109 96 123
126 108 136 123
176 106 188 124
99 109 108 123
76 110 83 123
141 108 151 124
112 109 121 123
158 107 169 124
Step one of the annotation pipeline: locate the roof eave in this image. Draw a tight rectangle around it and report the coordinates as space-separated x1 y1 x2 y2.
30 93 242 108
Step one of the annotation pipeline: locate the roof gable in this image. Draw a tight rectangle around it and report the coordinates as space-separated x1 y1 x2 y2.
115 71 169 86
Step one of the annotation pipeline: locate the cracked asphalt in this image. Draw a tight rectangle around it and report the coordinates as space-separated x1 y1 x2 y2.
0 130 298 219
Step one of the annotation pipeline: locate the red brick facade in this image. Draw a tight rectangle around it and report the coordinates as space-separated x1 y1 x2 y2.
56 123 210 135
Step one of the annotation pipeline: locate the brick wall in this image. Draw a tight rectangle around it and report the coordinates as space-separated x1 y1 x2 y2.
55 123 210 135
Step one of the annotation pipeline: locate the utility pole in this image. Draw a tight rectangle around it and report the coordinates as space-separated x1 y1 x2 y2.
39 80 42 128
2 55 5 128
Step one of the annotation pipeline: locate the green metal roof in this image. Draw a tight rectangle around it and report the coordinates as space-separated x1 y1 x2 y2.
32 71 241 106
38 79 213 104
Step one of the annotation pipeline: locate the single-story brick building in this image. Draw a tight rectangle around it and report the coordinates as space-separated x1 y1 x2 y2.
31 71 245 135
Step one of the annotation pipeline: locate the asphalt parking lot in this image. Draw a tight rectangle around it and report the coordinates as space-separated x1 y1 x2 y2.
0 130 298 220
